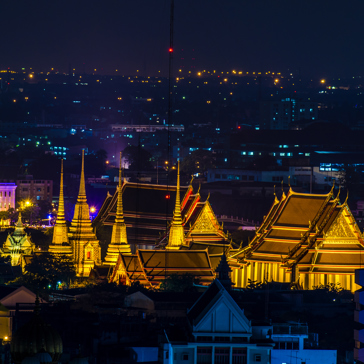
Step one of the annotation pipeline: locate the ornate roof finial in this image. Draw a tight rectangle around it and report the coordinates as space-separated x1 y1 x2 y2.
288 175 291 187
281 179 284 192
344 189 349 204
335 186 341 201
273 185 279 204
207 192 210 201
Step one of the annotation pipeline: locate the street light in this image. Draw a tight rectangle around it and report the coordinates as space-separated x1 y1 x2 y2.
90 206 96 221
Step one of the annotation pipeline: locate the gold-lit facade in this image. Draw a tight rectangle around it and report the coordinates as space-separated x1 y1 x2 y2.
1 213 34 266
68 150 101 277
229 187 364 292
104 153 131 264
49 159 72 255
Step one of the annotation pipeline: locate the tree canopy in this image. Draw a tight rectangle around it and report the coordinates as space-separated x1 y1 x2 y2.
123 145 153 171
8 253 76 290
180 149 215 177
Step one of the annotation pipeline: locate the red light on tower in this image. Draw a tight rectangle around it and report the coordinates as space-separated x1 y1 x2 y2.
169 48 173 53
166 194 170 199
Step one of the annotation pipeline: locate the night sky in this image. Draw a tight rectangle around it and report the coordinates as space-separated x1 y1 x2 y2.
1 0 363 77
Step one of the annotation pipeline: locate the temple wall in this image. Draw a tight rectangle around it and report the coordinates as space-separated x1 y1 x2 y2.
301 272 359 292
232 262 291 288
232 263 360 292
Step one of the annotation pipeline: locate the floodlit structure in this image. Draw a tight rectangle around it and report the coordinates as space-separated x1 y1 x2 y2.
230 185 364 292
49 159 72 255
68 150 101 277
1 214 34 266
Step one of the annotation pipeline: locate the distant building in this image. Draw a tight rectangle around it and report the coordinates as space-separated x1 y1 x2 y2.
260 98 318 130
16 178 53 203
0 183 16 211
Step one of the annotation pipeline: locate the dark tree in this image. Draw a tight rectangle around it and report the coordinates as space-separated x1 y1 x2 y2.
8 253 76 290
123 145 153 171
180 150 215 177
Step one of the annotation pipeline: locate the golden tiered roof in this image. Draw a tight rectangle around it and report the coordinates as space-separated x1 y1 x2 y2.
109 249 215 287
68 150 101 277
230 186 364 278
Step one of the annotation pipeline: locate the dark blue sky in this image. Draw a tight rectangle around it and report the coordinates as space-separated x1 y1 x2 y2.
1 0 363 77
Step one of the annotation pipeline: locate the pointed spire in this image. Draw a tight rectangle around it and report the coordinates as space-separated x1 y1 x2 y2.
49 159 72 253
105 151 131 263
173 160 183 224
115 152 125 225
166 160 186 249
215 253 233 291
57 159 66 223
78 149 86 200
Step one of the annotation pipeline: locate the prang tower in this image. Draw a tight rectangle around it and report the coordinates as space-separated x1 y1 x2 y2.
105 152 131 264
166 160 187 249
49 159 72 255
68 150 101 277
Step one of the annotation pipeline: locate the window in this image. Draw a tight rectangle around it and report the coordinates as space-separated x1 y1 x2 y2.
23 188 28 192
232 337 248 343
215 336 230 342
255 354 261 362
87 251 91 259
197 347 212 364
233 348 247 364
197 336 212 342
37 188 42 192
3 192 6 197
0 192 1 197
36 196 41 201
182 354 189 360
222 174 227 179
215 348 229 364
215 174 221 179
8 192 11 197
248 176 254 181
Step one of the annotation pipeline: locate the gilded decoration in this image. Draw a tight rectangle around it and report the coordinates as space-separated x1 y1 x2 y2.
193 207 216 233
325 212 355 239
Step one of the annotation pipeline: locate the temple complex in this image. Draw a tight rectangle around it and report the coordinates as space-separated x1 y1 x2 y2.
108 162 229 287
229 186 364 292
49 159 72 255
68 150 101 277
1 213 34 266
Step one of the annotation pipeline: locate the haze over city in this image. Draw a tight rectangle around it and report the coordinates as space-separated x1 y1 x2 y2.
2 0 364 77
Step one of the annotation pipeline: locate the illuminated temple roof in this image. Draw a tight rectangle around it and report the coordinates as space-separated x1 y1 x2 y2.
109 249 215 287
95 182 190 247
96 181 230 256
230 186 364 275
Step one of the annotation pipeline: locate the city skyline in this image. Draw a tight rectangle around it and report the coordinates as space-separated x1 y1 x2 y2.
1 0 363 77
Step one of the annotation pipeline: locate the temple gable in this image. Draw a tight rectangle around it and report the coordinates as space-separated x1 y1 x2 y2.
325 209 357 239
191 203 222 235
